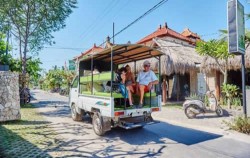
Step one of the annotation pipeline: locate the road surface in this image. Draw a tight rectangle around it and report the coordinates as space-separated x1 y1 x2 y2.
31 90 250 158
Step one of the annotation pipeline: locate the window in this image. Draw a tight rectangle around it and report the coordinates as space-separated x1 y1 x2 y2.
72 76 79 88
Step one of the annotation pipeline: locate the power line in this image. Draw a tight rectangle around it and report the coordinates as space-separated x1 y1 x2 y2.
200 32 219 37
44 46 88 51
84 0 131 45
78 1 120 44
97 0 169 47
78 1 117 38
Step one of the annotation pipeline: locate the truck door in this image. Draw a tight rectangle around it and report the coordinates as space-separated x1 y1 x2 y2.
70 76 79 105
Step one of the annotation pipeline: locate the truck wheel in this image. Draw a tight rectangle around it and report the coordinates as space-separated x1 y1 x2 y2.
92 112 105 136
71 103 82 121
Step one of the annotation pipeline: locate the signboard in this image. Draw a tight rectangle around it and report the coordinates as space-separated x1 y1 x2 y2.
68 60 76 71
228 0 245 55
197 73 206 95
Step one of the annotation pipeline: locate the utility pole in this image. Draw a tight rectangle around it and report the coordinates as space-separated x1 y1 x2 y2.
113 22 115 44
5 24 10 55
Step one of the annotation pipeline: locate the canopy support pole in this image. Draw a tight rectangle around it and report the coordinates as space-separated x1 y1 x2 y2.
91 56 93 95
111 47 113 98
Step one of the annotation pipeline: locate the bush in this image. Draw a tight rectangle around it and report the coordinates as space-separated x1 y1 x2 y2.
225 116 250 135
231 97 242 107
221 84 240 109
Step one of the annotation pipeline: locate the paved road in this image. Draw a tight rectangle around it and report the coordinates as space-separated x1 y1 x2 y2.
31 90 250 158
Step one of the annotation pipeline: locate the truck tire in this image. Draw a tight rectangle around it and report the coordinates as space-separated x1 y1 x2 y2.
71 103 83 121
92 112 105 136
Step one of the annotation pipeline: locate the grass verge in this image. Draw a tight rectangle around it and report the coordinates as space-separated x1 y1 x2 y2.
223 116 250 135
0 104 64 157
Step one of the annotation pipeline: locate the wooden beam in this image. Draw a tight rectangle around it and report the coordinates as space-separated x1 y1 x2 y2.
215 71 221 101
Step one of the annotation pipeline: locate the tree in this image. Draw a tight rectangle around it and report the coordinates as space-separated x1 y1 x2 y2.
0 33 7 56
40 67 75 95
219 29 250 48
0 0 77 77
196 40 231 84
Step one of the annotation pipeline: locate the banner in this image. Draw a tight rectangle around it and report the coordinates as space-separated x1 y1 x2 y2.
228 0 245 55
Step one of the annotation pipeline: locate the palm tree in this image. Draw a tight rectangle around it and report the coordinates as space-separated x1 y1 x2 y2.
219 29 250 48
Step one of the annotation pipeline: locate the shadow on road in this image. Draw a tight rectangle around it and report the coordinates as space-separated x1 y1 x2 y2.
33 119 223 157
105 122 222 146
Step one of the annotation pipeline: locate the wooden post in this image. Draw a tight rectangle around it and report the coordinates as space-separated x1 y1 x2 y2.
177 74 180 101
162 75 167 104
215 71 221 101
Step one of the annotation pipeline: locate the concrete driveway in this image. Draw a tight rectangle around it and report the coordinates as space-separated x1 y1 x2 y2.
31 89 250 158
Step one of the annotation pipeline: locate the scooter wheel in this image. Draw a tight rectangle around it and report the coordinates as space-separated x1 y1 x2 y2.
215 106 223 117
185 104 197 119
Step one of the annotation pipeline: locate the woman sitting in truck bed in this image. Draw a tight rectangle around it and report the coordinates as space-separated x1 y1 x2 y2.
125 65 135 106
115 67 128 99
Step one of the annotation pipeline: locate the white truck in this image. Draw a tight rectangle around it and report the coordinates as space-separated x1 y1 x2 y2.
69 44 163 135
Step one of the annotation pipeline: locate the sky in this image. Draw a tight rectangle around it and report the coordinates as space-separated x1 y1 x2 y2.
13 0 250 71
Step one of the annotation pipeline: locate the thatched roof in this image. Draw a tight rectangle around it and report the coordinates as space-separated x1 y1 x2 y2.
200 44 250 72
128 38 202 75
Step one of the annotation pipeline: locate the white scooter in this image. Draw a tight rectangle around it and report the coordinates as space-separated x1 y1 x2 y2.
183 91 223 119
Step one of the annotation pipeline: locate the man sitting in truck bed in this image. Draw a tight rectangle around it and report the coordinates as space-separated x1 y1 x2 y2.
136 60 159 108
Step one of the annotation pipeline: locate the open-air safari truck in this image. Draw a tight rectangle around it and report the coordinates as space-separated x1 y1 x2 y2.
69 44 163 135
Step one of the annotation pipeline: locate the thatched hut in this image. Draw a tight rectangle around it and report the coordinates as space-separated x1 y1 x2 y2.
200 45 250 72
199 45 250 99
129 38 202 74
128 38 203 101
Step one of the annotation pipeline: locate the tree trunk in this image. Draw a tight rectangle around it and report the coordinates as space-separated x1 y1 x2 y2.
227 98 231 109
215 71 221 100
223 69 228 84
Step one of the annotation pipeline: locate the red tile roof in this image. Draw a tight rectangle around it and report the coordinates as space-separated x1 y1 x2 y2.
137 24 193 44
181 28 200 39
74 44 103 60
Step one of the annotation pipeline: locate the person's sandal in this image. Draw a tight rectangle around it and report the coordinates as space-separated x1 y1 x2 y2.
131 104 136 109
138 103 143 109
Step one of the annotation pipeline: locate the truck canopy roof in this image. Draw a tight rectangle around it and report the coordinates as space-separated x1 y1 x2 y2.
80 44 163 64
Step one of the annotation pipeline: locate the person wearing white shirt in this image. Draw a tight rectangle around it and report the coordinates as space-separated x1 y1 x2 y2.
136 60 158 108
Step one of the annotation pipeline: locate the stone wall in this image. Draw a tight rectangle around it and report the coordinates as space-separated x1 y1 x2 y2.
0 72 21 122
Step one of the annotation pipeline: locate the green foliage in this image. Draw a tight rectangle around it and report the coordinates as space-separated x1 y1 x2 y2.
219 29 250 48
231 97 242 107
0 0 77 76
221 84 240 99
0 52 42 84
0 33 6 55
222 84 240 108
26 58 42 83
196 40 230 59
188 93 203 100
40 68 75 94
225 116 250 135
196 39 232 84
